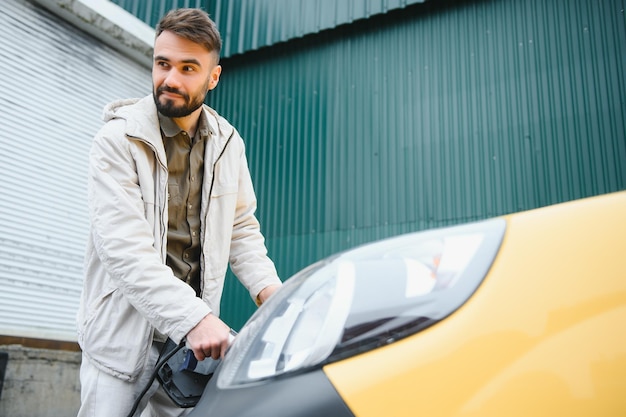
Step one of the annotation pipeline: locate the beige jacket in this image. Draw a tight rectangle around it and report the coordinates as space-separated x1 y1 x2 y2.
77 96 280 381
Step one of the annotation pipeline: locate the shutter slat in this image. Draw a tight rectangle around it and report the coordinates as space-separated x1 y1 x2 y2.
0 0 151 342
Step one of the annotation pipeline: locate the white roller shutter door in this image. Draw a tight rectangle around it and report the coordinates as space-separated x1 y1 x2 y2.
0 0 151 341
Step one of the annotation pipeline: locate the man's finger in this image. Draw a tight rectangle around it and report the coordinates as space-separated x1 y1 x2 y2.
193 348 206 362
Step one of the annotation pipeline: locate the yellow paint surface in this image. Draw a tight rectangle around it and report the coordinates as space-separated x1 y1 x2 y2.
324 192 626 417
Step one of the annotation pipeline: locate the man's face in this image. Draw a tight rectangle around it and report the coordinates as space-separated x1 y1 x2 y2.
152 31 221 118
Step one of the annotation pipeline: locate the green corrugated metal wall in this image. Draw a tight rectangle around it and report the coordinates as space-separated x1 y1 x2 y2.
215 0 626 329
205 0 426 57
110 0 203 32
112 0 626 330
110 0 425 57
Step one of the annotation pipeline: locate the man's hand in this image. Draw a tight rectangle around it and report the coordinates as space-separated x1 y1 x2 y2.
185 313 231 361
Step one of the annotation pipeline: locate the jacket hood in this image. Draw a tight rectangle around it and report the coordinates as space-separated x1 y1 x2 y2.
102 98 143 123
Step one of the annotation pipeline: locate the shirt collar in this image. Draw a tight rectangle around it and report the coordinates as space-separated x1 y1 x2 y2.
158 110 213 140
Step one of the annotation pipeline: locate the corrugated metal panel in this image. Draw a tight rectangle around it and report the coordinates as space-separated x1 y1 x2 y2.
207 0 427 57
0 0 151 341
110 0 205 33
212 0 626 329
109 0 426 57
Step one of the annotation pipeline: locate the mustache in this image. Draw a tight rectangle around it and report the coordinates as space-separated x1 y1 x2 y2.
156 86 189 100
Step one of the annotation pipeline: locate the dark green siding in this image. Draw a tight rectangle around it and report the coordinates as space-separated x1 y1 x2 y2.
110 0 204 30
206 0 426 57
111 0 626 329
214 0 626 329
110 0 425 57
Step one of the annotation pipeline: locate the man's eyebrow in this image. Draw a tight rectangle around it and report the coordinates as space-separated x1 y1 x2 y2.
153 55 202 67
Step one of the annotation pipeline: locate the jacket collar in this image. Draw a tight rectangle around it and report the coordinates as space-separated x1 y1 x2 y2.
102 95 235 166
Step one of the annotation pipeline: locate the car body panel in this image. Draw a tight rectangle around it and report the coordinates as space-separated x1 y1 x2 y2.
188 367 355 417
323 191 626 416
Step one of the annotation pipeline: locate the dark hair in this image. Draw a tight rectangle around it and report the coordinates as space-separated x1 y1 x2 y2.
156 8 222 58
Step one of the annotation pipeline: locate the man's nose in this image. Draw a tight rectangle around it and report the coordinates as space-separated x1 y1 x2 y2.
163 69 183 88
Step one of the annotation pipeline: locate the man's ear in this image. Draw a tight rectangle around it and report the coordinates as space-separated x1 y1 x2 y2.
208 65 222 90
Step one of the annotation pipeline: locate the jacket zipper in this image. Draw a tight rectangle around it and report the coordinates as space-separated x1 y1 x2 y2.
199 130 235 298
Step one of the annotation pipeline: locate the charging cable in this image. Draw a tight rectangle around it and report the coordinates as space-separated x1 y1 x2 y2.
125 339 185 417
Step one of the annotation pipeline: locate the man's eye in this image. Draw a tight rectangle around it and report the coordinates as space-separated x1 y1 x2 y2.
156 61 169 68
183 66 195 72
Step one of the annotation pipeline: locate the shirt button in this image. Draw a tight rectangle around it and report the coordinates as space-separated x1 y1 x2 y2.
192 231 197 237
184 253 189 259
191 176 196 182
188 204 193 209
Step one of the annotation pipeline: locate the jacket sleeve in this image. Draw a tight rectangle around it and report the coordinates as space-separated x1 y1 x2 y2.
228 141 282 300
88 125 210 343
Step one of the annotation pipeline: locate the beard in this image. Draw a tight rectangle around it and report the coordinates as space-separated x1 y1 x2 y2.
153 80 209 118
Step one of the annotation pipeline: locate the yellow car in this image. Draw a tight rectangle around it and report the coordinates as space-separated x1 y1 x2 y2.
189 191 626 417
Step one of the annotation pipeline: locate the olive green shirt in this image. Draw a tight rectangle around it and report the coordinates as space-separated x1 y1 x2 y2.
159 112 211 296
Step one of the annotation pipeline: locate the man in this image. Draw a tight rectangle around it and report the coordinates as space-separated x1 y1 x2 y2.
76 8 281 417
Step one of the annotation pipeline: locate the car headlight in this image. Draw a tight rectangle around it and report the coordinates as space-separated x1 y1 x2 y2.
218 218 505 388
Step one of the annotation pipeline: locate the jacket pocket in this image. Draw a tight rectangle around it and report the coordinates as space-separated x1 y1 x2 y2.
82 288 151 381
211 183 238 197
